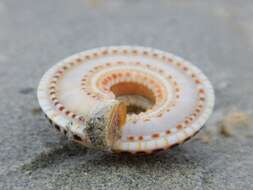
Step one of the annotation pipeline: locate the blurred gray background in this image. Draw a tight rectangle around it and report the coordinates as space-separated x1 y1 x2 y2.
0 0 253 189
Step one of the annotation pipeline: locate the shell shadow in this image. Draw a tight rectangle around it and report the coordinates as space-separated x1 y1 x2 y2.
21 141 194 173
21 142 87 172
86 145 194 168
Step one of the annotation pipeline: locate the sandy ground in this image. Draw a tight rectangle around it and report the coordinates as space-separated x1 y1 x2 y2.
0 0 253 189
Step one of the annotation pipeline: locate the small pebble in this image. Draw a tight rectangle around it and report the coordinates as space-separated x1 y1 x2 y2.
220 111 253 137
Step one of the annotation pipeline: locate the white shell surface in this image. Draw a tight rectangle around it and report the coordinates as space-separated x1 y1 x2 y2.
38 46 215 153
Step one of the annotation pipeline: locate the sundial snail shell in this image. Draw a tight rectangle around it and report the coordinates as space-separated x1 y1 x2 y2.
37 46 215 154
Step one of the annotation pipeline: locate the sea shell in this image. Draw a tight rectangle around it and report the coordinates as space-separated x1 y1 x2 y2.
37 46 215 154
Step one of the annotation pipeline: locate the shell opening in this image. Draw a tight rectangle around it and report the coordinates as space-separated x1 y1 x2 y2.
106 101 126 146
86 100 126 149
110 82 156 116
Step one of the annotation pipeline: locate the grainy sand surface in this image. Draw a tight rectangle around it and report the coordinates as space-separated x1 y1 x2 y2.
0 0 253 189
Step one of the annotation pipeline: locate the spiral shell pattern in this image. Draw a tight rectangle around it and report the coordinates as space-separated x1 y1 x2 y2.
38 46 215 154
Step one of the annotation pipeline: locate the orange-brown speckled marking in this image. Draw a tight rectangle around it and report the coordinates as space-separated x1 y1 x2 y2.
128 136 135 141
152 133 160 138
176 124 183 129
